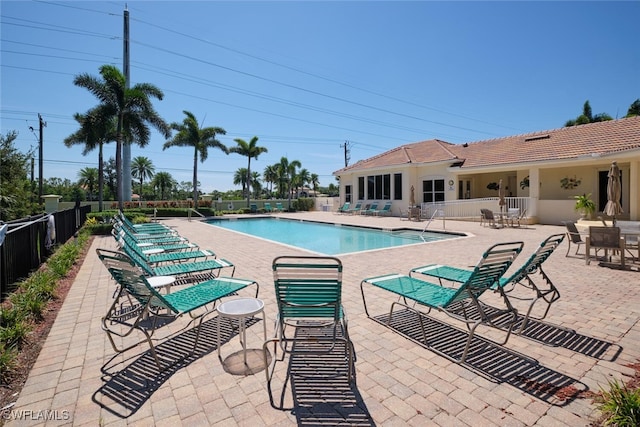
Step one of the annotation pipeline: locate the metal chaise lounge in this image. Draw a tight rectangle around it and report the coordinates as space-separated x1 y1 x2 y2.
345 201 362 215
113 222 186 244
264 256 355 409
122 245 235 282
336 202 351 214
114 229 198 253
117 212 175 233
372 201 393 216
98 252 258 370
362 202 379 216
119 233 216 265
412 233 565 334
361 241 523 363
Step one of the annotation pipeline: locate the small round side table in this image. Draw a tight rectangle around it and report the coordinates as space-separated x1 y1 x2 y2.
216 298 267 365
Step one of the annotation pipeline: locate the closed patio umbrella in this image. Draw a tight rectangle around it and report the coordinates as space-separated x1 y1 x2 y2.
604 161 623 225
409 185 415 207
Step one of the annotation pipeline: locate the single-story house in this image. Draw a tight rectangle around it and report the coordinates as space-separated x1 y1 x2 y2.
333 116 640 224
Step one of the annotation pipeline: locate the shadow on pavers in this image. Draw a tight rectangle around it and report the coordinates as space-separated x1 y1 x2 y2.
372 309 589 407
265 326 375 426
92 316 259 418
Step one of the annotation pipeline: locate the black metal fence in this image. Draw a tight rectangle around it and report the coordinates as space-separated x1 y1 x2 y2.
0 206 90 300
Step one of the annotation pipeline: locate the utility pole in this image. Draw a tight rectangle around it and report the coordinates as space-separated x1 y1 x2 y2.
38 113 46 200
340 140 351 167
122 5 132 202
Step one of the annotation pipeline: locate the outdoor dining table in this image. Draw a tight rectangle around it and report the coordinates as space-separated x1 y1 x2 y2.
620 228 640 261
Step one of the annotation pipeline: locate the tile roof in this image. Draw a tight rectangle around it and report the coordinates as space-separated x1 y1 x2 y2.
335 116 640 173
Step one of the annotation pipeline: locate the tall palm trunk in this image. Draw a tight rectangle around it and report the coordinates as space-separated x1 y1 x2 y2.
246 158 252 208
192 149 198 209
116 114 124 212
98 142 104 211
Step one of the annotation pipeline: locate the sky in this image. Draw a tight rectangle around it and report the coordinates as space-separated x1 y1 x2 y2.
1 1 639 193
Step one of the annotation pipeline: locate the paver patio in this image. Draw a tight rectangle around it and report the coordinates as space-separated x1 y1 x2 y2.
5 212 640 426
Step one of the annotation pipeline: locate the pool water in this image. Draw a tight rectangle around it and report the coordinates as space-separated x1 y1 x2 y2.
204 217 461 255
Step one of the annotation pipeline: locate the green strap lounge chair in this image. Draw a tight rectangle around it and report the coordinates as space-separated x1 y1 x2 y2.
345 201 362 215
117 212 175 233
122 245 235 281
373 201 393 216
361 241 523 363
411 233 565 334
362 202 379 216
336 202 351 214
113 222 186 244
100 256 258 370
114 229 198 253
275 202 284 212
264 256 355 408
264 202 273 213
120 234 215 265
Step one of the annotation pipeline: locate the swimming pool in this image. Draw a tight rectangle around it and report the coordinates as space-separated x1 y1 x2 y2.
204 217 462 255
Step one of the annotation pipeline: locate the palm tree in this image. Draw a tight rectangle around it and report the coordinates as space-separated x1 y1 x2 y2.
263 164 278 197
250 171 262 198
565 100 613 127
626 99 640 118
131 156 155 200
296 168 311 197
163 110 228 208
151 171 174 200
233 167 248 196
310 173 320 197
73 64 170 211
229 136 268 207
64 106 116 211
77 167 98 201
277 156 301 209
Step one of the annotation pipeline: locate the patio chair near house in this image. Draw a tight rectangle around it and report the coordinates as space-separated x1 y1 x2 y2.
616 220 640 261
336 202 350 214
480 209 497 228
507 208 527 228
362 202 379 216
586 226 625 268
372 201 393 216
98 252 258 370
563 221 586 258
412 233 565 334
345 201 363 215
361 241 524 363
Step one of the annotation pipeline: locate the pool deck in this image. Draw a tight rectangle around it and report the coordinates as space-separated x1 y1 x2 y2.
6 211 640 426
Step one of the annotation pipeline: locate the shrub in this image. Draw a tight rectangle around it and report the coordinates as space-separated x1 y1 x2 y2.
0 315 32 346
293 198 314 211
22 270 57 301
0 343 17 381
10 290 47 322
597 379 640 426
0 307 22 328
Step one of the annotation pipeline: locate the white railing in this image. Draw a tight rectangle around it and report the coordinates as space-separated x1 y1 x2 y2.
421 197 531 221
